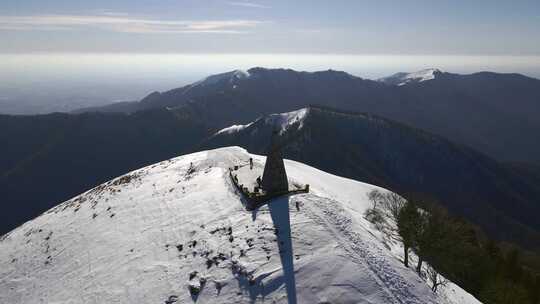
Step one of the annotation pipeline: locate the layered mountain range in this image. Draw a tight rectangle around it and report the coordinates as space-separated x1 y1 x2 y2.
80 67 540 164
2 68 539 253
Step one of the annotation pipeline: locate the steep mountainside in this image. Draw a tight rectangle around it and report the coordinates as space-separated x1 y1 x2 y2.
0 147 481 304
203 107 540 250
0 109 210 235
80 67 540 164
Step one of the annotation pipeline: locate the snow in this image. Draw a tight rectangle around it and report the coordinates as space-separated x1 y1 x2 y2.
404 69 440 82
379 69 442 86
181 69 249 95
215 108 310 136
0 147 481 304
264 108 309 134
192 70 250 87
215 123 254 135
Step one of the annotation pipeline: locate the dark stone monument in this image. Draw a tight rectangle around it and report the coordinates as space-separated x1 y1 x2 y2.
228 130 307 210
261 130 289 194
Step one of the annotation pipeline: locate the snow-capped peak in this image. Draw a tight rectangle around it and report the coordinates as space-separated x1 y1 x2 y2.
215 122 254 135
191 69 250 87
379 68 443 86
215 108 310 137
264 108 309 134
405 68 441 82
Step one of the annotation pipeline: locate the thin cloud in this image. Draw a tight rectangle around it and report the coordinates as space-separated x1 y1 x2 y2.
227 2 270 9
99 11 130 17
0 15 266 34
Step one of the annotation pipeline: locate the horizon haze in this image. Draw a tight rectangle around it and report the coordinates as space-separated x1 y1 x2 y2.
2 0 540 113
2 53 540 114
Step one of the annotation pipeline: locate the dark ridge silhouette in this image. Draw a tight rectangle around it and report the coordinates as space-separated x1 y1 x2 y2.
0 109 211 235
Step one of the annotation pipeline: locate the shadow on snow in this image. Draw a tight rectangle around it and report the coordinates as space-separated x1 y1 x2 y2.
235 196 298 304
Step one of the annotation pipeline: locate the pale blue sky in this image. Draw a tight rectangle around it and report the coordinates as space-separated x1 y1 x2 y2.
1 0 540 55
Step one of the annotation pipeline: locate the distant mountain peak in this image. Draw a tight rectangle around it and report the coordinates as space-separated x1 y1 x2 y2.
264 107 310 133
379 68 443 86
191 69 250 88
244 67 359 80
215 107 310 137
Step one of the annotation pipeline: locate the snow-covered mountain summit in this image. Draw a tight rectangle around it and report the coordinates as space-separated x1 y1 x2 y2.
192 69 250 88
216 108 309 136
378 68 443 86
0 147 480 304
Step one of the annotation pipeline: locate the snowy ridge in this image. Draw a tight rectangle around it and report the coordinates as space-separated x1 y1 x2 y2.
192 70 250 87
215 122 254 135
379 68 442 86
0 147 481 304
264 108 309 134
215 108 310 136
181 69 249 95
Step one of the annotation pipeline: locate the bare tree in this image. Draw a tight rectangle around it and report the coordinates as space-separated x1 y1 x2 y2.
366 189 406 222
383 191 406 221
426 265 447 293
367 189 384 210
365 189 409 245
